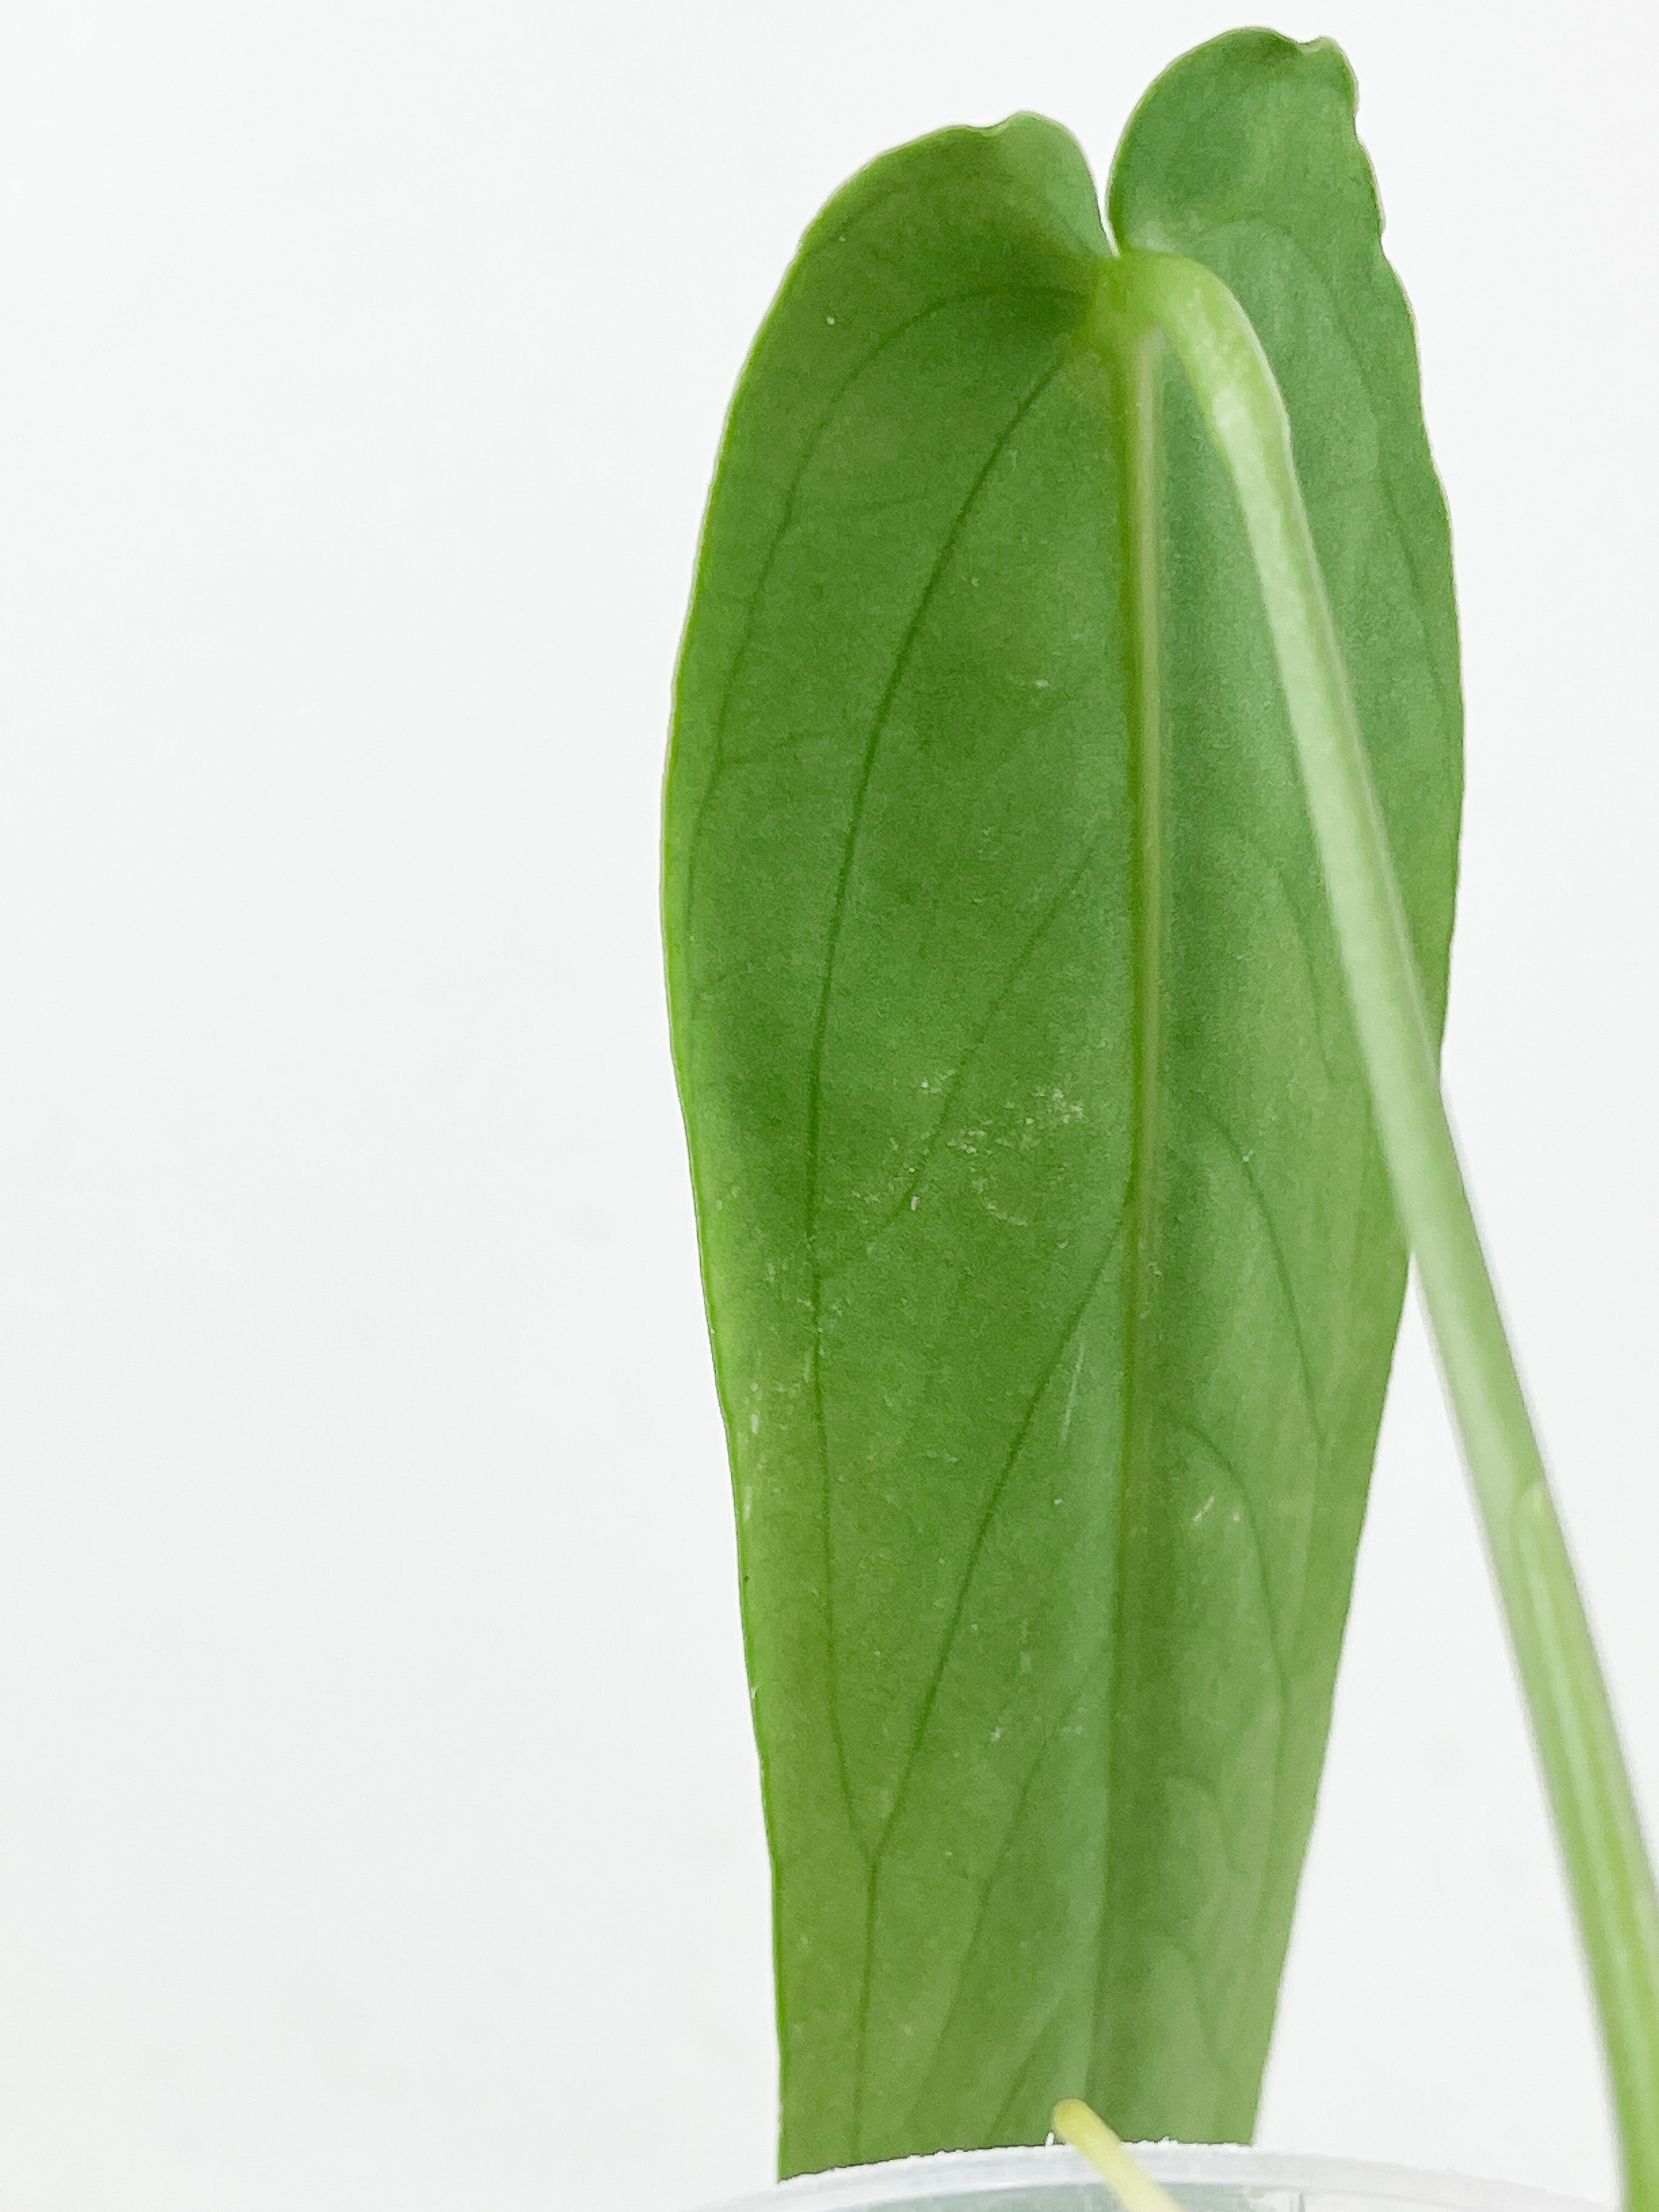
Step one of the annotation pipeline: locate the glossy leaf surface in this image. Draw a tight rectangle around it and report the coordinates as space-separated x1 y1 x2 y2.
665 30 1460 2175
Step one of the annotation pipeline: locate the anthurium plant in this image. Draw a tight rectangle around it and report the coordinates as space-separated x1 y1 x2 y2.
663 27 1659 2205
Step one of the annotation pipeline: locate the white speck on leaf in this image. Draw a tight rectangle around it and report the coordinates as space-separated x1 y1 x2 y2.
1192 1493 1215 1524
1059 1338 1086 1447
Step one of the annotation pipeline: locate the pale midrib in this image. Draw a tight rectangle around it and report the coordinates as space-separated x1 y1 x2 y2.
1089 311 1165 2104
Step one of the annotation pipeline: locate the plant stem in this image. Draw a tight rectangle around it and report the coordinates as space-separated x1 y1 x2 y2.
1103 247 1659 2212
1053 2099 1183 2212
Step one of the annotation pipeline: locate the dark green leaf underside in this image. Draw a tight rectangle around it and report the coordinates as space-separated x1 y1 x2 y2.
665 30 1460 2177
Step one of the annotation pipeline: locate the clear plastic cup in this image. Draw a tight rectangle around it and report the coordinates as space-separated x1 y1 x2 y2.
700 2144 1601 2212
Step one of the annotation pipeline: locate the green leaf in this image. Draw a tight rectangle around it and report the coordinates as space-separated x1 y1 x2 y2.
664 30 1460 2176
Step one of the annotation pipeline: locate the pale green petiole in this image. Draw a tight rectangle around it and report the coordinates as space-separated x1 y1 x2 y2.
1086 249 1659 2212
1053 2099 1185 2212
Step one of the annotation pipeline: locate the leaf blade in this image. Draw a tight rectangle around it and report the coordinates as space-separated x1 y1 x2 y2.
667 116 1128 2173
665 32 1461 2172
1099 30 1461 2136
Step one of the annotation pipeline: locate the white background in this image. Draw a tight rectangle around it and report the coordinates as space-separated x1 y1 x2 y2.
0 2 1654 2207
